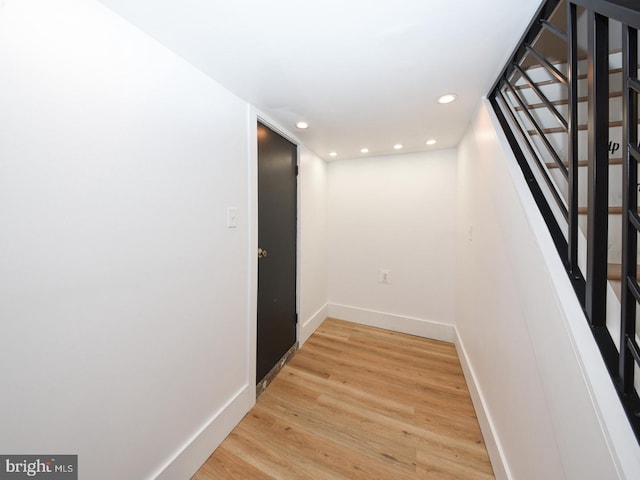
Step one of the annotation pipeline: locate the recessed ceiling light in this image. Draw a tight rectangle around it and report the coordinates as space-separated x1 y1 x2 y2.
426 139 437 145
394 144 403 150
437 94 457 104
296 121 309 129
360 148 369 153
329 152 337 157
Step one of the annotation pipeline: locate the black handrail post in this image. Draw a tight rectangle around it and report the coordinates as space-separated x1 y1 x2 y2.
567 2 580 277
585 11 610 328
620 25 638 394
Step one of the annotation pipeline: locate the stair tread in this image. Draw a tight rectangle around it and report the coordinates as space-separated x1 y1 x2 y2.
608 263 640 282
528 120 623 136
514 91 623 111
515 68 623 90
546 158 623 169
577 206 640 215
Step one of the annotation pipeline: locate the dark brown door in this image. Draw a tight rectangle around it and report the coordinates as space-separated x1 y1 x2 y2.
256 122 297 384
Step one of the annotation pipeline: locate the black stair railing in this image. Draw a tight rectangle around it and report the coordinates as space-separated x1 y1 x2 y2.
489 0 640 442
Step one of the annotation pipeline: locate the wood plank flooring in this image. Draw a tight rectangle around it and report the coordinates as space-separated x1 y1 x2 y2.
192 318 494 480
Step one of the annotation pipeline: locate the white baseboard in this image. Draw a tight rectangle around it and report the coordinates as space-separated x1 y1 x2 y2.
152 385 253 480
327 304 455 343
300 304 328 345
455 332 511 480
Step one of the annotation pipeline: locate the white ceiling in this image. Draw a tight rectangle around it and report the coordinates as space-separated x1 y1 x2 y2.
97 0 542 161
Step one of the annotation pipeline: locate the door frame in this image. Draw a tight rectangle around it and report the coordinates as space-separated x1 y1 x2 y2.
247 107 301 400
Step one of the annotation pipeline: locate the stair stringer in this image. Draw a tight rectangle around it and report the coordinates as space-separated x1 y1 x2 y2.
458 99 640 480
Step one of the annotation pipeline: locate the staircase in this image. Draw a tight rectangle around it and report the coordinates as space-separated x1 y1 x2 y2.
489 0 640 442
512 51 635 281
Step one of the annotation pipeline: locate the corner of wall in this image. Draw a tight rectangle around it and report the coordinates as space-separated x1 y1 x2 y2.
454 331 512 480
300 304 329 346
153 386 253 480
327 304 455 343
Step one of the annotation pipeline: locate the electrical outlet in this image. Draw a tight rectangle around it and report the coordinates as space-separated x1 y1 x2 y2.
379 269 391 284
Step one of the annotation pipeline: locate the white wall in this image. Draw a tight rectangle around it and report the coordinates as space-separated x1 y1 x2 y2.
456 101 640 480
327 150 457 341
0 1 253 479
299 147 329 344
6 2 637 479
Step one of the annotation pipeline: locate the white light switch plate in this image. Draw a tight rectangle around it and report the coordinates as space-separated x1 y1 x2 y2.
379 269 391 284
227 207 238 228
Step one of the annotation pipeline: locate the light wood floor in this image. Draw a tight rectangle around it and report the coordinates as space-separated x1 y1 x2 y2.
193 318 494 480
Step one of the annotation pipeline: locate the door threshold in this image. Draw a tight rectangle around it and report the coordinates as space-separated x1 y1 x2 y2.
256 342 298 398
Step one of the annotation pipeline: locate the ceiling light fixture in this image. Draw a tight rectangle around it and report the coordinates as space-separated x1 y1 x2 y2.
426 139 437 145
394 144 403 150
360 148 369 153
296 121 309 129
437 94 457 104
329 152 337 157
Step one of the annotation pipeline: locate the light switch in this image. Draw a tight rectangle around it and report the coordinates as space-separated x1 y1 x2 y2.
379 269 391 284
227 207 238 228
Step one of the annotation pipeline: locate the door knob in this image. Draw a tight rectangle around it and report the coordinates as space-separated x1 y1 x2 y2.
258 247 268 259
